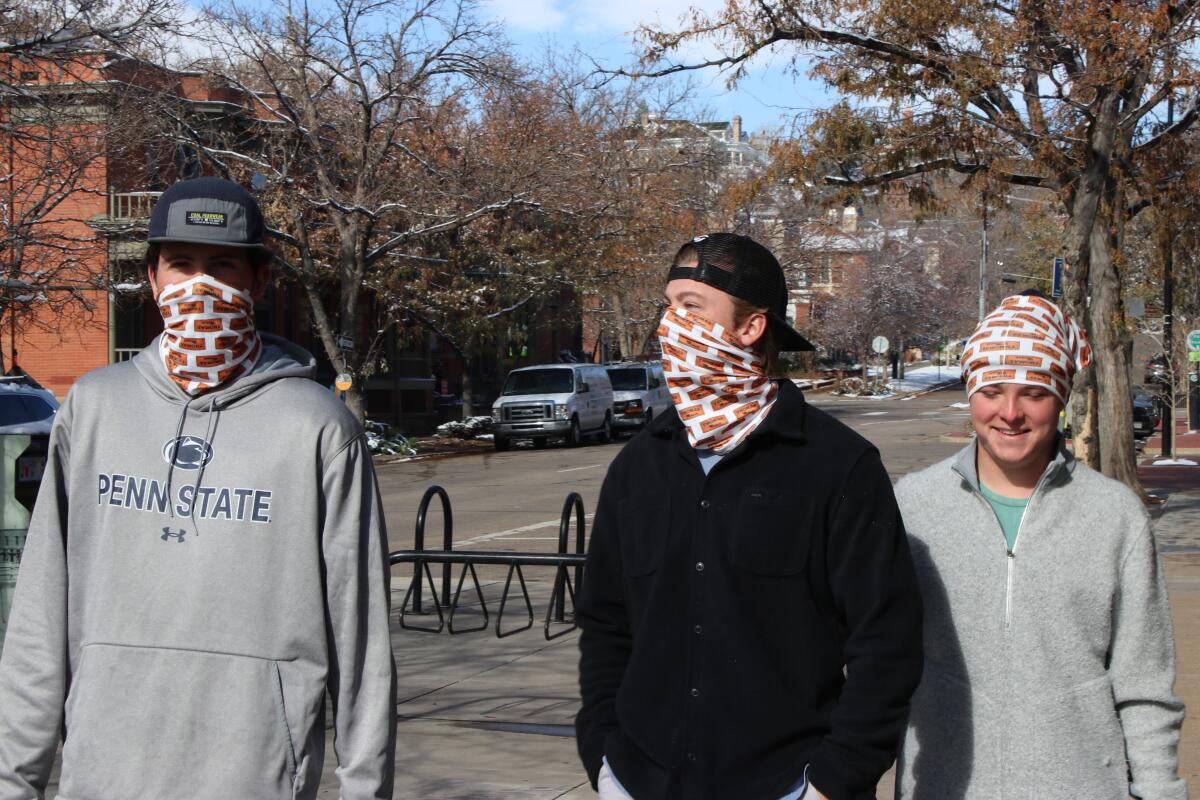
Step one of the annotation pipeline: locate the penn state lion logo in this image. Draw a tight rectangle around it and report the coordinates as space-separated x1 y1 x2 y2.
162 436 214 470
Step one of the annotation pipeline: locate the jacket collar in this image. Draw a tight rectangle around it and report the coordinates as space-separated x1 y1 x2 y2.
649 379 809 446
951 436 1076 494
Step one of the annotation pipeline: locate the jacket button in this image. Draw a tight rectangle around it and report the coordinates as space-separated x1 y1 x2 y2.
690 687 700 698
687 752 697 762
693 624 702 634
695 561 705 573
699 499 711 510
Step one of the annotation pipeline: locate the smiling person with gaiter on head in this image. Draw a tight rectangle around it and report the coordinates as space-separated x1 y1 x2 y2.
894 291 1186 799
574 233 924 800
0 177 397 800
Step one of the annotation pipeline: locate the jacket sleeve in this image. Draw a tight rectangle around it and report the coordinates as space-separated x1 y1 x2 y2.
1110 519 1186 800
807 449 924 800
0 401 72 799
575 469 630 789
320 434 397 800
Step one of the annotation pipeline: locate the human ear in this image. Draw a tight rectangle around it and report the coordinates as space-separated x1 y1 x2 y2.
147 265 160 298
735 312 768 349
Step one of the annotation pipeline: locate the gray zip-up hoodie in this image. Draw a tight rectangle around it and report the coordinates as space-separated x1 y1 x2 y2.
894 441 1186 800
0 334 397 800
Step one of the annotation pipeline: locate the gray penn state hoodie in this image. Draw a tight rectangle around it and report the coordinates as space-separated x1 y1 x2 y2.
0 334 397 800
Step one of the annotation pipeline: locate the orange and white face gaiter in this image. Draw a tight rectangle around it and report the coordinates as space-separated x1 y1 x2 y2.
960 294 1091 405
157 274 261 395
657 306 778 453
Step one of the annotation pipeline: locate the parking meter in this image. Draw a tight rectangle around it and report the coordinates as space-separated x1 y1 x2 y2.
0 434 43 659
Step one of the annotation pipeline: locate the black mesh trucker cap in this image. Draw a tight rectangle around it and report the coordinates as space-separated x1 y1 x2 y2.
667 233 815 352
148 177 268 250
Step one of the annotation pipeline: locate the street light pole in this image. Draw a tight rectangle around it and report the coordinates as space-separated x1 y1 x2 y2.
1161 70 1175 458
979 188 989 320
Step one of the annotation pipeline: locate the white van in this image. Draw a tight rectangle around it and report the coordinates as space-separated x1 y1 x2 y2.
491 364 615 451
605 362 671 434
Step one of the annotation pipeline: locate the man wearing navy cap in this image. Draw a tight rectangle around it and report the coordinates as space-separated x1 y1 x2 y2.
575 233 924 799
0 177 397 799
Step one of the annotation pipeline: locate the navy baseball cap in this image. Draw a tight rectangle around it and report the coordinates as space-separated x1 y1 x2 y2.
668 233 814 352
148 177 268 250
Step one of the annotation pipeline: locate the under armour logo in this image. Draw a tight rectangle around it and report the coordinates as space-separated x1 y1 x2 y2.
161 527 188 543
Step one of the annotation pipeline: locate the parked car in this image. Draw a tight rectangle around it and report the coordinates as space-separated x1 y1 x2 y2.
1132 391 1162 439
0 377 59 508
605 362 671 435
0 377 57 435
1144 354 1171 389
491 364 614 451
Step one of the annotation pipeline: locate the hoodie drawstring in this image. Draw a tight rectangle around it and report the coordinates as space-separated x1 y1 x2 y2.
163 395 222 538
165 396 196 520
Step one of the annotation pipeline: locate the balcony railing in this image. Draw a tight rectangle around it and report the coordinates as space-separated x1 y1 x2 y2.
112 348 140 363
106 190 161 221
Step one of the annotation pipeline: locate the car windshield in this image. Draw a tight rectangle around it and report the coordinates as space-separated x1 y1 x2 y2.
502 369 574 396
606 368 647 391
0 394 54 425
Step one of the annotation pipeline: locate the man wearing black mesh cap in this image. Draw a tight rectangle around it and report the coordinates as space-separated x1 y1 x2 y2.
575 233 923 800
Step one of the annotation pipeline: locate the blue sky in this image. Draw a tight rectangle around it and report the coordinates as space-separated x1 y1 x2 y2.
480 0 836 135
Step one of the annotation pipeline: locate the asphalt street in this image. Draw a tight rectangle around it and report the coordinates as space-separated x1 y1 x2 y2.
377 388 972 557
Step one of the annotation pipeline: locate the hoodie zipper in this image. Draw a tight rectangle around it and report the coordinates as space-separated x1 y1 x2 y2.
1001 478 1040 628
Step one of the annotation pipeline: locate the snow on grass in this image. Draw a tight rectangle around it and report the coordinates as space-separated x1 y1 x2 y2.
1148 458 1198 467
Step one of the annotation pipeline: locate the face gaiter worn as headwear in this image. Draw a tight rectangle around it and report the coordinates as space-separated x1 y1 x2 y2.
157 273 262 395
960 293 1092 405
658 305 778 453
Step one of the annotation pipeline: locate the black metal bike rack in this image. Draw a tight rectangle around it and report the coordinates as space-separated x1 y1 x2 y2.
390 486 587 640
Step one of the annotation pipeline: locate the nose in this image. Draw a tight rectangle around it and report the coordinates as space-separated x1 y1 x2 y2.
998 394 1023 424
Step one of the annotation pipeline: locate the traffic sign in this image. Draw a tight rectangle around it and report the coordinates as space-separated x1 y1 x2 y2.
871 336 889 354
1190 351 1200 363
335 373 353 391
1188 330 1200 351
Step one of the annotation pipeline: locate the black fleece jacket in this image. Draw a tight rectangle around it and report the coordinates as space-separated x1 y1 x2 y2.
574 380 924 800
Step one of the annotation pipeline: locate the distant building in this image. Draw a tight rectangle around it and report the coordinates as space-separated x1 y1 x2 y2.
0 50 451 430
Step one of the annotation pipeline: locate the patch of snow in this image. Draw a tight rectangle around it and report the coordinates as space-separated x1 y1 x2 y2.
949 402 971 409
435 416 493 439
364 419 417 456
1149 458 1198 467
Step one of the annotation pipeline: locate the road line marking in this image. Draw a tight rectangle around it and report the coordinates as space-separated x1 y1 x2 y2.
556 464 602 473
456 514 596 547
861 411 888 416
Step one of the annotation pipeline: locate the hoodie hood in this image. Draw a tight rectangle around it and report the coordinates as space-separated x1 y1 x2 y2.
134 332 318 409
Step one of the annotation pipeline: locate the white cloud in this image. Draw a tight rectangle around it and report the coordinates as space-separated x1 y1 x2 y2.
482 0 569 33
567 0 722 35
482 0 723 36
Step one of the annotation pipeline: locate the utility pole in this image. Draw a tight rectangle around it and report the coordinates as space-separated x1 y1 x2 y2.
979 187 989 320
1162 60 1175 458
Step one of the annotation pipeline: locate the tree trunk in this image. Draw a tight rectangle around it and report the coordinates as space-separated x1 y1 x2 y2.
462 369 473 417
1089 199 1143 494
1061 91 1121 473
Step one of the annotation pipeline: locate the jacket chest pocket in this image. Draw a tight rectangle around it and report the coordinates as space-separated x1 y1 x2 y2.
732 488 811 575
616 494 669 576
